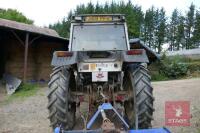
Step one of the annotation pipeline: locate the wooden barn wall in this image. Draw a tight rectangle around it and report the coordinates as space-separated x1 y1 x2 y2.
4 39 65 81
4 39 24 79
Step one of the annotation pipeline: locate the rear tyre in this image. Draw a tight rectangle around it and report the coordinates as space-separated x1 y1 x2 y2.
124 64 154 129
47 66 76 130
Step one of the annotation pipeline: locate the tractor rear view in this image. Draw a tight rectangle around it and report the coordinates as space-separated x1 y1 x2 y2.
47 14 155 131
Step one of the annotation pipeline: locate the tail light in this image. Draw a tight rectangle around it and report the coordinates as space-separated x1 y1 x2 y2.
56 51 73 57
127 50 143 55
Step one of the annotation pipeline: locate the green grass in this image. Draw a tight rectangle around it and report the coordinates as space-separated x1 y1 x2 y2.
151 73 169 81
3 83 39 104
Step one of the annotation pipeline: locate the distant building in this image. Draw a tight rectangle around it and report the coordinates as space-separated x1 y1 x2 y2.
0 18 69 82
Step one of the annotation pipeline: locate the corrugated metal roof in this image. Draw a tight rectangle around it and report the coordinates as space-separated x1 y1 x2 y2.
0 18 64 39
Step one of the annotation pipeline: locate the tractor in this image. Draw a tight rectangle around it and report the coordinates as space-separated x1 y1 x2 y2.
47 14 157 131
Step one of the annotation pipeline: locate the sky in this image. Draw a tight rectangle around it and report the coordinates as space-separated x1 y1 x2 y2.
0 0 200 26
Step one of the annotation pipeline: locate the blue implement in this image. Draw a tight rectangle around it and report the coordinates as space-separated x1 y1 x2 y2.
129 127 171 133
55 128 170 133
54 127 60 133
54 103 171 133
87 103 129 129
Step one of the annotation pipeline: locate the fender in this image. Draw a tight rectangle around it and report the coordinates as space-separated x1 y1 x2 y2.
51 51 78 67
123 49 149 63
129 38 159 63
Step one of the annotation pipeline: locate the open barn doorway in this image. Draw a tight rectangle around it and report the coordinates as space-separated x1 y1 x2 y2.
0 35 6 79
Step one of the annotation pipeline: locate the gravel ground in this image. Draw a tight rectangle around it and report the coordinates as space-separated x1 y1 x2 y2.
0 88 52 133
152 78 200 133
0 78 200 133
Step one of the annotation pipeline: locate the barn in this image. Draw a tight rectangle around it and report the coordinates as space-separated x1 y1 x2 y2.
0 18 69 82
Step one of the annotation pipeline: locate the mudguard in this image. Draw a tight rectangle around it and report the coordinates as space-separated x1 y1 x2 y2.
51 51 78 67
123 49 149 63
129 38 159 63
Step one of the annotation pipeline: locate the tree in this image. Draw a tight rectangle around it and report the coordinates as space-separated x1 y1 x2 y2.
125 1 143 37
168 9 179 51
192 10 200 48
103 2 109 13
95 2 103 13
0 8 33 24
49 18 70 38
86 2 95 14
143 7 155 48
110 1 118 13
143 7 166 53
153 8 160 51
185 3 195 49
176 15 185 50
132 5 144 37
156 8 166 53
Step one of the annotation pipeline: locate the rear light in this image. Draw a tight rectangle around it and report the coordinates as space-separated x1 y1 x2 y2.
56 51 73 57
127 50 143 55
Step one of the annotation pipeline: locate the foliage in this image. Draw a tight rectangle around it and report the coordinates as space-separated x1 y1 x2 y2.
149 61 169 81
192 10 200 48
159 55 189 78
168 9 179 50
151 70 169 81
0 8 33 24
149 56 200 81
143 7 156 49
49 19 70 38
187 61 200 72
155 8 166 53
185 3 195 49
151 73 169 81
176 16 185 50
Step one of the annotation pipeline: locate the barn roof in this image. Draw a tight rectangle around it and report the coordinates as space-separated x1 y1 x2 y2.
0 18 67 40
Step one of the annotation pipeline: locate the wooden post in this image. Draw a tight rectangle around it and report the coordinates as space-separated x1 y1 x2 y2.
23 33 29 82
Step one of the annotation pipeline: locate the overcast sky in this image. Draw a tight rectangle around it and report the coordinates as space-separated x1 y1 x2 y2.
0 0 200 26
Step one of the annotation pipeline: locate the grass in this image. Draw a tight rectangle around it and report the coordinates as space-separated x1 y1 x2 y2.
151 73 169 81
151 72 200 82
3 83 39 104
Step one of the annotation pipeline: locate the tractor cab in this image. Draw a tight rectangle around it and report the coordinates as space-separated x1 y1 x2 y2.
69 14 130 51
